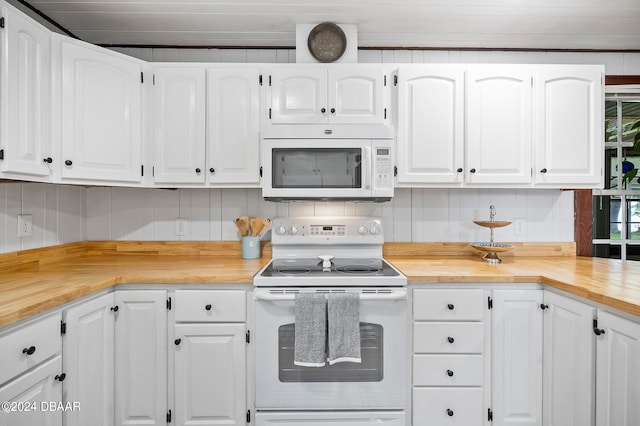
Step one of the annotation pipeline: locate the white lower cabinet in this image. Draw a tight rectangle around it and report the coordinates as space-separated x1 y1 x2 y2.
171 290 247 426
595 310 640 426
413 388 483 425
114 290 168 426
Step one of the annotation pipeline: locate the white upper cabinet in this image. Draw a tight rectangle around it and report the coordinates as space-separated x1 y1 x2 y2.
207 66 260 185
55 35 144 184
152 66 206 184
466 66 533 184
268 65 387 128
534 66 604 187
0 3 52 179
396 66 465 184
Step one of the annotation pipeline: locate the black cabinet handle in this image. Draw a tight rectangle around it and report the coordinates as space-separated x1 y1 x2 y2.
540 168 548 173
469 168 476 173
43 157 53 164
594 327 606 336
457 168 463 173
174 338 181 345
209 168 215 174
55 373 66 382
447 369 454 377
205 304 212 311
447 409 454 417
540 304 549 310
22 346 36 356
195 168 201 173
447 303 455 310
330 108 336 114
321 108 326 114
447 336 455 344
110 306 119 312
64 160 73 166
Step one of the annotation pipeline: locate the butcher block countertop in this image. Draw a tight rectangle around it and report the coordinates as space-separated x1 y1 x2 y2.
1 241 640 328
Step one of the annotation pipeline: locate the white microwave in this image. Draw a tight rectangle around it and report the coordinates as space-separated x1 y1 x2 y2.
262 139 394 201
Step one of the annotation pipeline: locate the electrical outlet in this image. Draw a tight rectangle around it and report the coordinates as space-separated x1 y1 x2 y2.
175 218 188 236
514 217 526 236
17 214 33 237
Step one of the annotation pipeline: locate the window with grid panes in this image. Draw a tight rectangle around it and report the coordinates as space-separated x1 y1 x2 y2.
593 87 640 261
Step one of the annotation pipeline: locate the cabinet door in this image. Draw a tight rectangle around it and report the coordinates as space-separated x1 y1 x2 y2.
152 67 206 184
328 66 384 125
62 293 115 426
0 3 51 178
60 37 143 183
114 291 167 426
534 67 604 186
270 67 327 124
467 67 532 184
491 289 543 426
396 67 464 184
596 310 640 426
207 67 260 184
542 291 595 426
174 323 246 426
0 355 63 426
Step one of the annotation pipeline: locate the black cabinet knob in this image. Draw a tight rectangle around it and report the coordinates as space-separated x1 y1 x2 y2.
447 409 454 417
43 157 53 164
540 304 549 310
447 303 455 310
195 168 201 173
110 306 119 312
22 346 36 356
205 304 212 311
457 168 463 173
209 168 215 174
174 338 182 345
469 168 476 173
540 168 548 173
594 328 606 336
447 336 455 344
447 369 454 377
55 373 66 382
65 160 73 166
321 108 326 113
330 108 336 114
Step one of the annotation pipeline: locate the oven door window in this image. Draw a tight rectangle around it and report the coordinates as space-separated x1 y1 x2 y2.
272 148 362 189
278 322 383 382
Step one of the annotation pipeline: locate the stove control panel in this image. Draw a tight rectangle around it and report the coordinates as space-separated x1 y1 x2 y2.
271 217 383 245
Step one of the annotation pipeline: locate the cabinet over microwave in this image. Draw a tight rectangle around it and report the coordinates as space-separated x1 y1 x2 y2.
262 139 394 201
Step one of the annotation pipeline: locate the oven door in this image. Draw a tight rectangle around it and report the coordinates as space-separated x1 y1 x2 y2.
254 288 407 410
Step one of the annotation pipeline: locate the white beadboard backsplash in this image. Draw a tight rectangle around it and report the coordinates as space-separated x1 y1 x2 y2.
0 184 573 254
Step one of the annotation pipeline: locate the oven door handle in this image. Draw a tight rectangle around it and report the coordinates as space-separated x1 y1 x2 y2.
254 289 407 301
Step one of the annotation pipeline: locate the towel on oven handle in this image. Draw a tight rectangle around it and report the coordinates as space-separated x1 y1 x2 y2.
328 293 362 365
294 293 327 367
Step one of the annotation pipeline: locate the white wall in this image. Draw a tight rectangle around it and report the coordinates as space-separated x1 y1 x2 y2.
0 183 85 253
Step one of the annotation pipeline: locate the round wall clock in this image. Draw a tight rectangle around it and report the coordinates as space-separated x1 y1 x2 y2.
307 22 347 63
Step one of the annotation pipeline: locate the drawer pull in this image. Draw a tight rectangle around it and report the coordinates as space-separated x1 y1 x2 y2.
110 306 119 312
22 346 36 356
55 373 66 382
447 409 454 417
447 303 455 310
447 369 454 377
174 338 182 346
205 304 212 311
447 336 455 344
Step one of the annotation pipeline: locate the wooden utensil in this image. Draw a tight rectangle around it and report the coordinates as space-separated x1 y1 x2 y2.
250 217 264 237
234 216 250 236
259 218 271 237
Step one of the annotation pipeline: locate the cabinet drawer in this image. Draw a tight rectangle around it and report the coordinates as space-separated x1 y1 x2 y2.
174 290 246 322
0 313 62 385
413 387 483 426
413 354 484 386
414 289 485 321
414 322 484 353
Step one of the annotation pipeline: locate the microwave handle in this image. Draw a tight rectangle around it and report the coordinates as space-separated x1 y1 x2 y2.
363 146 371 191
254 289 407 301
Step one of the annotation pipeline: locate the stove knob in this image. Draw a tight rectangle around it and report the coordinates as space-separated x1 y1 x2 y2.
369 225 380 235
289 225 299 235
358 225 368 235
276 225 286 235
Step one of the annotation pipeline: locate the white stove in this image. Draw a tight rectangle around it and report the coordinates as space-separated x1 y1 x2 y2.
254 216 407 287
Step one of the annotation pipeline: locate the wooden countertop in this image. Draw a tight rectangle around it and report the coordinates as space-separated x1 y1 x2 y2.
1 241 639 328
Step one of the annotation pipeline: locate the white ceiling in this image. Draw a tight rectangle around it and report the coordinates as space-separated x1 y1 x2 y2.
23 0 640 50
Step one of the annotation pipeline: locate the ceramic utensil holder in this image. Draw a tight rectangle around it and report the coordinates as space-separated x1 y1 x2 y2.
241 236 260 259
